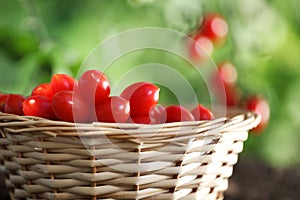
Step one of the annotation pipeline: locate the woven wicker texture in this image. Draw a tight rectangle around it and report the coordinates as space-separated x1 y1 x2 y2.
0 111 260 200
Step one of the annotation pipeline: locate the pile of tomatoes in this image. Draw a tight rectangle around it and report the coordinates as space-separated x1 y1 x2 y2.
0 12 270 132
0 66 269 131
0 70 214 124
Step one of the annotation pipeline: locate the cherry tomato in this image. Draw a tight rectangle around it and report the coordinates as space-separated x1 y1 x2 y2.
31 83 54 98
224 85 241 107
165 105 195 122
23 95 57 120
4 94 26 115
120 82 160 117
215 62 238 88
189 35 214 61
200 13 228 44
0 94 8 112
191 104 214 120
52 91 89 123
120 82 146 100
77 70 110 104
214 84 241 107
213 62 240 107
50 74 77 94
96 96 130 123
247 96 270 133
150 105 167 124
129 116 151 124
127 105 166 124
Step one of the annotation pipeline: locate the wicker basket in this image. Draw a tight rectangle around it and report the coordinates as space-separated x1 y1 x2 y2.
0 110 260 200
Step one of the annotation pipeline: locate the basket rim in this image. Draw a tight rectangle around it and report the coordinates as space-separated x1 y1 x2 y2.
0 110 260 138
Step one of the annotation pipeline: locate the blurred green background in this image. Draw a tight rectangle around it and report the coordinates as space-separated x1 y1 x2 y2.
0 0 299 169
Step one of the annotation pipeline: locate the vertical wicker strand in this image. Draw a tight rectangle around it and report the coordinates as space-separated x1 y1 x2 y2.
91 145 97 200
40 137 58 197
0 131 12 197
0 136 8 186
0 129 14 198
171 160 183 195
171 140 191 196
8 141 20 199
134 142 142 197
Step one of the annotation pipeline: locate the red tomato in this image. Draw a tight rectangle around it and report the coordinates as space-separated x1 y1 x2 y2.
247 96 270 133
120 82 146 100
0 94 8 112
4 94 26 115
120 82 160 117
31 83 54 98
215 62 238 88
77 70 110 104
150 105 167 124
224 85 241 107
165 105 195 122
200 13 228 44
23 96 57 120
129 116 151 124
52 91 90 123
189 35 214 61
50 74 77 94
213 62 240 107
191 104 214 120
96 96 130 123
127 105 166 124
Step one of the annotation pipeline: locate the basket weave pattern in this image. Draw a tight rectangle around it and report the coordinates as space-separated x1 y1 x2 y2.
0 112 259 200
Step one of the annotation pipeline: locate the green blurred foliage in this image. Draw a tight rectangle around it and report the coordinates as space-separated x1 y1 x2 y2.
0 0 299 168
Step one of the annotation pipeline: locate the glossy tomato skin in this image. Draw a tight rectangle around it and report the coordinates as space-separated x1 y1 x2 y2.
4 94 26 115
129 116 151 124
191 104 214 120
200 13 228 44
120 82 147 100
189 35 214 61
121 82 159 117
213 62 240 107
23 95 57 120
77 70 110 104
215 62 238 88
150 105 167 124
0 94 8 112
224 85 240 107
165 105 195 123
31 83 54 98
50 74 77 94
127 105 166 124
247 96 270 133
96 96 130 123
52 91 90 123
